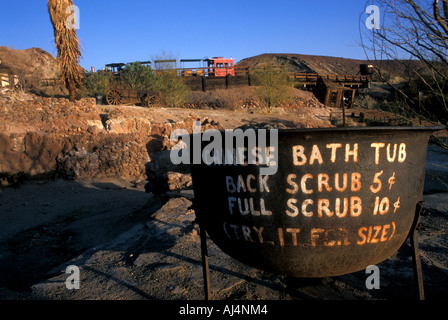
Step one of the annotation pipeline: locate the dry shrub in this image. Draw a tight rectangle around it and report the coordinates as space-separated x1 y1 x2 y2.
252 64 293 112
186 87 261 110
184 86 323 111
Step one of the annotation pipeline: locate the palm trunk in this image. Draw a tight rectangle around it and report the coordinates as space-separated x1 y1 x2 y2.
67 81 77 102
48 0 82 102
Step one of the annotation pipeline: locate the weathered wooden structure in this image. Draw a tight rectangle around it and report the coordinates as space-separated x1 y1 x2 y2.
181 66 370 94
0 63 19 89
313 77 357 109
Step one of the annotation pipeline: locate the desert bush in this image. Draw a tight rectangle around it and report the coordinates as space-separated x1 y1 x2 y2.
186 90 237 110
252 64 293 112
153 69 189 108
147 52 189 108
121 62 156 90
211 90 240 110
82 70 114 96
186 87 260 110
398 69 448 125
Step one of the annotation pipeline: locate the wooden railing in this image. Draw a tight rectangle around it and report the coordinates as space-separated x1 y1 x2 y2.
171 66 369 83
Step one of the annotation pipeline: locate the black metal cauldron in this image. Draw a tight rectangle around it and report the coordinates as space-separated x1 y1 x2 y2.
190 126 443 278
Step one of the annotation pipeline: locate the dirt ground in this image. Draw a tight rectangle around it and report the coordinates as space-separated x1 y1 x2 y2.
96 88 335 130
0 101 447 303
0 166 447 302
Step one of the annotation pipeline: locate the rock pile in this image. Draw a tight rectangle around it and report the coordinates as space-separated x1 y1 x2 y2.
56 134 150 180
0 91 224 185
0 91 98 130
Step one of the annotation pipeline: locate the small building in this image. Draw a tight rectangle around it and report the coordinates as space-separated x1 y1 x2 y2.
0 63 19 88
313 77 356 109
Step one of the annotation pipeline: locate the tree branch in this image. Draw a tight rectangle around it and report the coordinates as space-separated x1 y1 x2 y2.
434 0 448 36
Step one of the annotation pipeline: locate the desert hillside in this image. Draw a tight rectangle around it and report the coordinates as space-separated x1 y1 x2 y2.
0 47 427 85
237 53 426 82
0 46 59 80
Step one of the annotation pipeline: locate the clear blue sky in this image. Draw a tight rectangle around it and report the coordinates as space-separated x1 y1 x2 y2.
0 0 372 70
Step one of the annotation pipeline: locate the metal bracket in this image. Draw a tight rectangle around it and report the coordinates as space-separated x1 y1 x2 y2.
199 223 211 300
191 198 211 300
409 201 425 300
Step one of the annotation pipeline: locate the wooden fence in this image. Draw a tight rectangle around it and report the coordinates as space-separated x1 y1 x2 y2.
179 66 369 92
32 66 370 92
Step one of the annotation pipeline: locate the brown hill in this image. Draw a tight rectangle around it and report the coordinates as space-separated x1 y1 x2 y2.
0 47 426 85
236 53 426 82
0 46 60 83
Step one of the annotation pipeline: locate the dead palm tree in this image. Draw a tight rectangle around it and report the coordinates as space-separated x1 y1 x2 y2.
48 0 83 101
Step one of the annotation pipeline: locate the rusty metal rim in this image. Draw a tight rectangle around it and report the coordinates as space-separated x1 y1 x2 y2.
273 125 446 134
189 126 445 136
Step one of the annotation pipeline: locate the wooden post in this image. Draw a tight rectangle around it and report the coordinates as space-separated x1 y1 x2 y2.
8 73 14 89
335 89 343 109
201 76 206 92
324 88 331 107
190 198 211 300
359 112 365 123
350 90 356 108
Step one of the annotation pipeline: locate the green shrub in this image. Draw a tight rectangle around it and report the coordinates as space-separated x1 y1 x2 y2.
252 64 293 113
153 69 189 108
121 62 156 90
82 70 114 96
